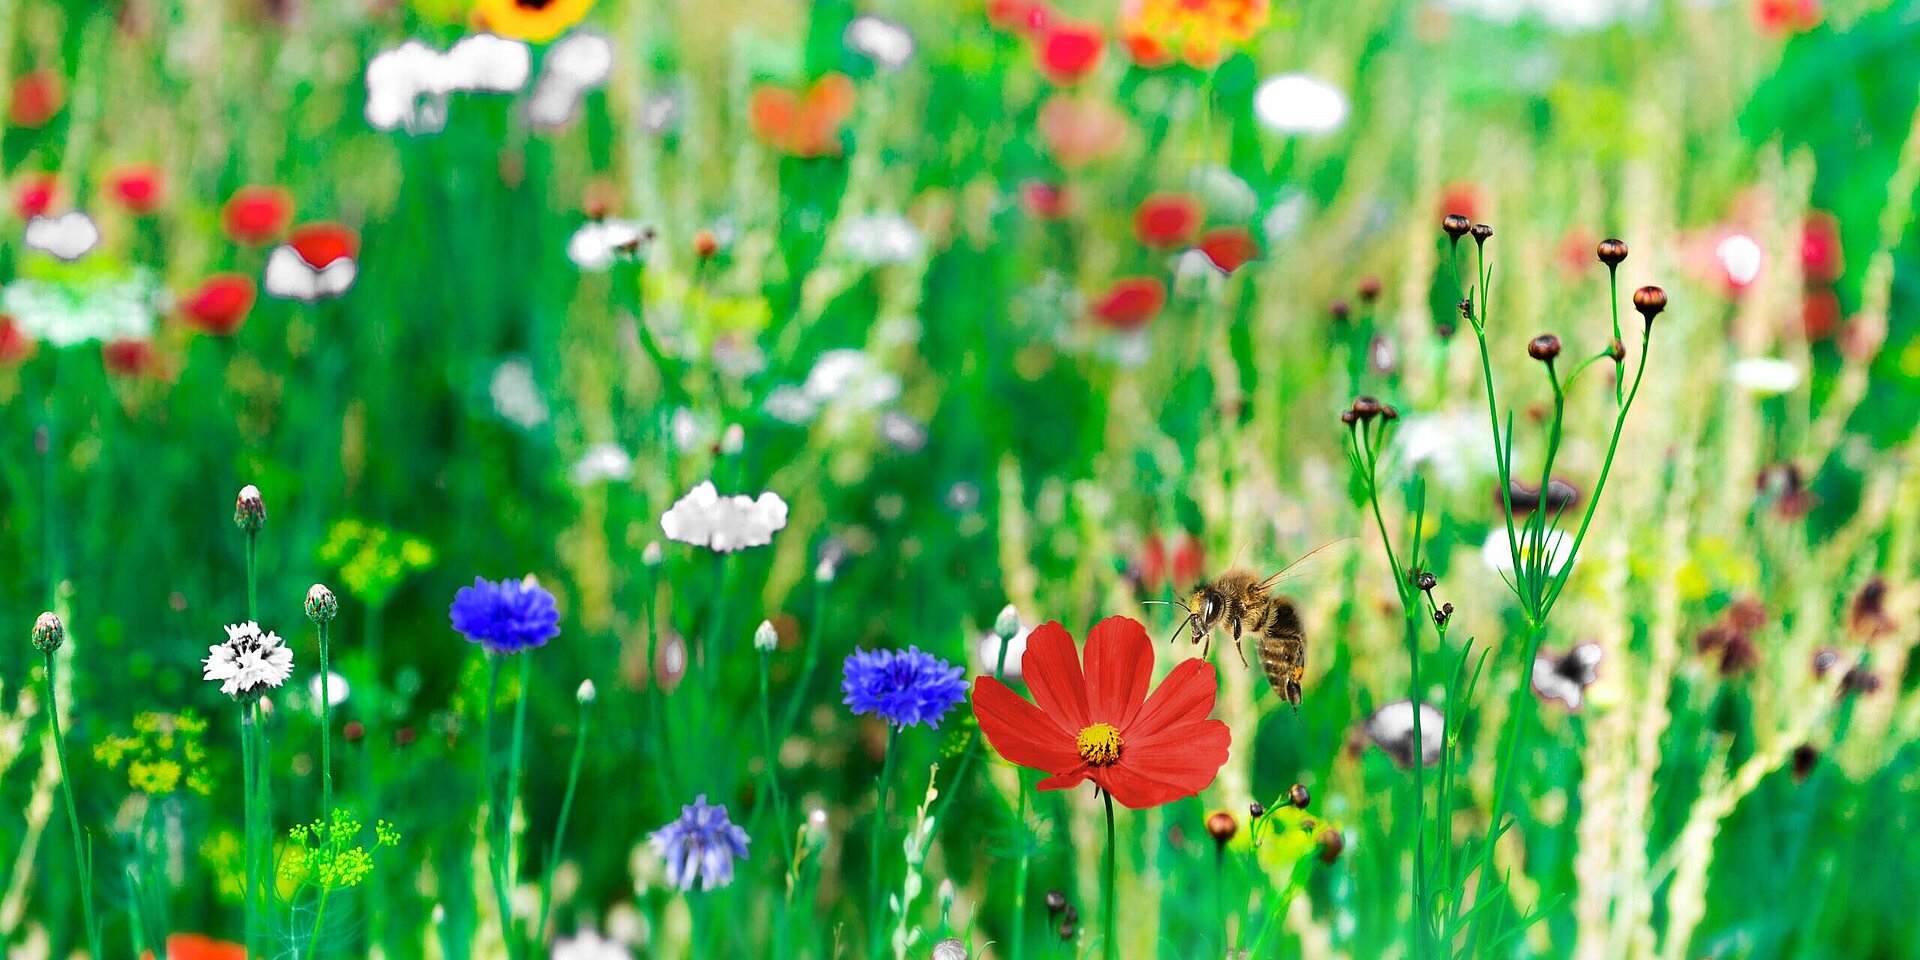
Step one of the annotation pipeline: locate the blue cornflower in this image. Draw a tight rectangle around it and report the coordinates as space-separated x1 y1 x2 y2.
448 576 561 654
649 795 751 892
841 646 967 729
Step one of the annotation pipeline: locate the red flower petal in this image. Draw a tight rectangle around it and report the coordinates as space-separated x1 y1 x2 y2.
1098 719 1230 808
12 173 56 220
1197 226 1259 273
1020 621 1091 730
1133 192 1202 249
1090 276 1166 330
289 222 359 269
108 164 165 215
102 339 157 377
0 315 33 364
1122 657 1218 742
8 70 63 129
222 186 294 245
1036 20 1105 85
974 677 1080 773
181 274 258 336
1037 764 1093 793
1083 615 1152 728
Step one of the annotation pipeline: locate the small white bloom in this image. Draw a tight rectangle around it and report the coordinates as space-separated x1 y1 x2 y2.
931 938 969 960
577 679 597 703
567 220 650 271
490 358 550 429
763 385 819 424
1715 233 1762 287
719 424 746 455
443 33 533 92
804 349 901 409
660 480 789 553
570 443 634 485
307 671 350 708
1364 700 1444 767
840 213 926 266
879 412 927 453
1253 74 1349 135
1730 357 1800 396
1388 412 1498 491
203 621 295 700
24 211 100 261
753 620 778 653
552 928 631 960
1481 528 1574 577
263 245 357 302
529 31 615 127
844 15 915 70
639 90 680 135
365 34 530 134
641 541 664 566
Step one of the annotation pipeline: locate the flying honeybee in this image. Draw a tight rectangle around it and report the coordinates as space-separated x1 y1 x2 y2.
1153 543 1343 710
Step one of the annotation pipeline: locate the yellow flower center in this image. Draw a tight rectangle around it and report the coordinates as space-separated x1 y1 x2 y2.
1075 723 1124 766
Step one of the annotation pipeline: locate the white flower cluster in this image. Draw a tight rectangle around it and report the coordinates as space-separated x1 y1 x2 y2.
367 30 615 135
203 621 295 700
660 481 788 553
2 270 160 347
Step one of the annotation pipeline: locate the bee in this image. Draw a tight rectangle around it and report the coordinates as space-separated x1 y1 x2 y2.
1167 571 1309 708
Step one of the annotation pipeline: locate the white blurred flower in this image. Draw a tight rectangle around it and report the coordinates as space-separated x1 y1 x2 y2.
365 34 530 133
263 245 357 302
1365 700 1444 767
24 211 99 261
490 358 549 429
753 620 778 653
844 15 915 70
529 31 614 127
1191 166 1257 221
577 679 597 703
978 624 1032 681
1389 412 1497 490
3 271 160 347
763 385 818 424
719 424 745 455
307 671 350 708
1731 357 1801 396
660 481 789 552
1262 190 1312 244
553 929 631 960
639 90 680 135
841 214 925 265
204 622 294 701
1254 74 1349 135
570 443 634 485
567 220 650 271
880 411 927 453
1481 529 1573 577
1716 233 1762 288
669 407 716 451
804 349 901 408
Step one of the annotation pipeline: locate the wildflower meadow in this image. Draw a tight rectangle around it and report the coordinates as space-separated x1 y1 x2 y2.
3 0 1920 957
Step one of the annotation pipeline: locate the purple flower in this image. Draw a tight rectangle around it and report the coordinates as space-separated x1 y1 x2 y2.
449 576 560 654
649 795 750 892
841 646 966 729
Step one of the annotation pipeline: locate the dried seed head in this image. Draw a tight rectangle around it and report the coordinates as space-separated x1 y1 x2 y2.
1441 213 1471 239
1248 801 1266 819
1357 276 1383 303
1316 829 1345 864
1790 743 1818 784
1205 810 1239 847
305 584 338 623
1058 922 1076 942
234 484 266 534
1329 300 1351 323
1415 571 1438 593
1044 890 1068 915
1632 285 1667 322
1528 334 1562 363
1596 238 1628 266
1456 298 1475 324
1469 222 1493 244
31 611 63 653
1433 602 1454 628
1288 783 1311 809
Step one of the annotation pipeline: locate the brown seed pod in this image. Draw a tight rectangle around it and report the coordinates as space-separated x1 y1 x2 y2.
1288 784 1311 809
1352 396 1382 420
1205 811 1239 847
1528 334 1562 362
1248 801 1266 819
1596 238 1628 266
1330 300 1352 323
1316 829 1345 864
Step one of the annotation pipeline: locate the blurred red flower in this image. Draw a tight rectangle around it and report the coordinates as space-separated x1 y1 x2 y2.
1090 276 1166 330
1437 183 1483 224
1120 0 1270 69
0 316 33 365
972 616 1230 809
9 70 64 128
1132 192 1202 248
13 173 57 220
144 933 247 960
102 339 157 378
988 0 1054 35
1036 95 1129 168
1801 211 1843 283
1196 226 1259 274
1018 179 1072 220
289 222 359 269
1034 20 1105 85
1136 531 1204 593
1754 0 1821 34
108 164 166 215
222 186 295 245
1800 288 1841 341
749 73 856 159
181 274 258 336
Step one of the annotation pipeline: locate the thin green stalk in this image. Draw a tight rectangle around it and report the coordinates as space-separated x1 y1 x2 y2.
302 886 333 960
499 654 532 959
481 655 515 959
535 693 591 947
317 618 334 827
1011 772 1031 960
42 651 101 958
241 705 259 957
757 652 791 868
1101 791 1118 960
868 726 901 959
246 531 258 621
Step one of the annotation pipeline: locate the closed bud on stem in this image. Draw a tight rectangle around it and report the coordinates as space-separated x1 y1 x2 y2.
1469 222 1493 244
577 679 597 703
1316 829 1345 864
1441 213 1471 240
305 584 338 623
692 229 719 260
1248 801 1266 819
1528 334 1562 363
1288 784 1311 809
994 604 1021 640
1597 238 1628 266
1329 300 1351 324
1044 890 1069 915
720 423 745 455
1632 285 1667 323
31 612 63 653
1415 571 1437 592
1357 276 1382 303
1457 298 1475 325
1205 810 1239 848
1608 338 1626 364
1351 396 1382 420
753 619 778 653
1339 409 1359 427
234 484 266 534
641 541 664 567
1379 403 1399 421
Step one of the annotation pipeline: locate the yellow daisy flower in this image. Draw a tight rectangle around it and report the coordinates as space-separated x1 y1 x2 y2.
476 0 595 43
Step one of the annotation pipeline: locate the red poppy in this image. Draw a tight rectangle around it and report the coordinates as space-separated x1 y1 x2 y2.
1800 288 1841 341
144 933 247 960
108 163 166 215
1137 532 1205 593
1437 182 1483 224
0 316 33 364
1754 0 1820 34
1034 20 1105 85
972 616 1230 809
749 73 856 159
1196 226 1259 274
1555 228 1596 276
288 222 359 269
1132 192 1202 248
1801 211 1843 283
102 339 157 377
221 186 295 245
9 70 64 128
988 0 1054 35
1018 179 1072 220
1090 276 1166 330
1036 95 1129 168
13 173 57 220
181 274 258 336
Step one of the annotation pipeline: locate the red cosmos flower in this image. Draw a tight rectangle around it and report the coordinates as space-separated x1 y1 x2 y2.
749 73 856 159
13 173 57 220
0 316 33 365
108 164 166 215
972 617 1230 809
1196 226 1259 274
180 274 258 336
102 339 157 378
1132 192 1202 249
9 70 64 128
1034 19 1105 85
222 186 295 245
1036 95 1129 168
143 933 247 960
1018 179 1072 220
1801 211 1843 283
1090 276 1166 330
1754 0 1821 34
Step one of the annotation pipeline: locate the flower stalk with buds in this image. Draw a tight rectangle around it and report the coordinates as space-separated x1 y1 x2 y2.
534 677 595 951
33 612 103 958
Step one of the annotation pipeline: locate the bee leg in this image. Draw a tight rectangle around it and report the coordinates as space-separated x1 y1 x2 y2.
1233 638 1249 668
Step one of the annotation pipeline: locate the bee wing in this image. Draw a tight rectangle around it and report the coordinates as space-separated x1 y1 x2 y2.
1257 537 1357 590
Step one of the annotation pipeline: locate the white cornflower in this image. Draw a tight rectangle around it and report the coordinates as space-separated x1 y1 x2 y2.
840 214 925 266
844 15 915 70
24 211 100 261
552 928 632 960
204 622 295 701
3 271 160 347
659 481 789 553
490 358 549 429
570 443 634 485
1253 74 1349 135
1731 357 1801 396
567 220 651 271
1481 528 1573 577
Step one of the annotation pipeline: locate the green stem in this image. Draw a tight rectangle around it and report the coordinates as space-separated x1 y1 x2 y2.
43 652 101 958
318 618 333 826
535 694 591 948
1102 791 1118 960
499 654 531 959
241 705 259 957
481 655 514 960
246 531 258 622
757 653 791 869
302 886 332 960
868 726 901 959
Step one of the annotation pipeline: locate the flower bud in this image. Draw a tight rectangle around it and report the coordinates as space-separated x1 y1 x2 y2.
815 559 838 583
1456 299 1475 325
1596 238 1628 266
1607 338 1625 364
1469 222 1493 244
577 679 597 703
1351 396 1382 420
1790 743 1818 784
1339 409 1359 426
1379 403 1399 421
1329 300 1351 323
31 611 63 653
693 229 719 260
641 541 664 566
1289 783 1311 809
1632 285 1667 322
1441 214 1471 239
1415 571 1437 592
305 584 338 624
753 619 778 653
931 938 969 960
1248 801 1266 819
1316 829 1345 864
1528 334 1562 362
994 604 1021 640
234 484 266 534
1357 276 1382 303
720 423 745 455
1205 810 1238 847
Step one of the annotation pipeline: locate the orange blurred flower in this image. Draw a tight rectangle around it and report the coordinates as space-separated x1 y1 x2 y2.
1036 95 1130 168
1753 0 1820 34
9 70 63 128
749 73 856 158
1120 0 1270 69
